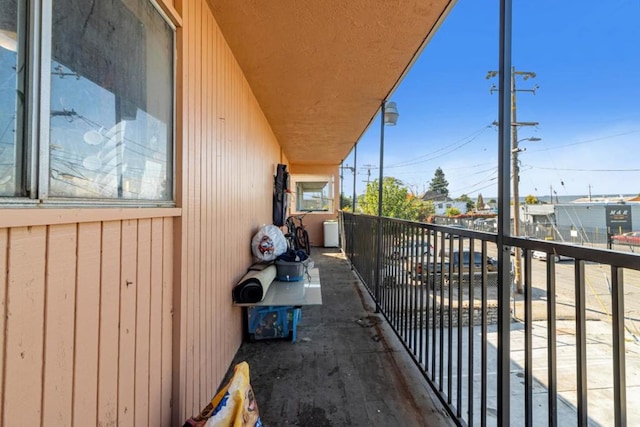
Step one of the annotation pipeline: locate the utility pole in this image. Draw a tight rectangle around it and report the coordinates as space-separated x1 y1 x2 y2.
340 162 345 209
362 164 374 186
339 163 355 210
488 67 538 294
360 164 375 211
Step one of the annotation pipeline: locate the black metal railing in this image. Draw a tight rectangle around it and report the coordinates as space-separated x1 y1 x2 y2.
340 211 639 427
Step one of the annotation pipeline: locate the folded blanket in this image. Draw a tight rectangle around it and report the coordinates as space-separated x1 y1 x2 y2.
232 264 277 304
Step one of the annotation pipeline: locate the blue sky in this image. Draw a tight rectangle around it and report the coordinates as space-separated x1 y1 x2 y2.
342 0 640 201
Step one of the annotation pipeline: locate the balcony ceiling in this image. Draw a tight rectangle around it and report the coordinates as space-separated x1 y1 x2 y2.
208 0 455 166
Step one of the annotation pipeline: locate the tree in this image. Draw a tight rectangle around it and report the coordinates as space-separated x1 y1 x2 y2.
524 194 539 205
428 167 449 198
361 177 419 220
476 193 485 210
340 194 353 211
445 206 461 217
416 200 436 222
456 194 475 212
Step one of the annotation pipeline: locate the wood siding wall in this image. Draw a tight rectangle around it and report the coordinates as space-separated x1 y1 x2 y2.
0 0 285 424
174 0 283 423
0 217 174 426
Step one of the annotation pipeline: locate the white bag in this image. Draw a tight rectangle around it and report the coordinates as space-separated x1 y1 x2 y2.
251 225 287 261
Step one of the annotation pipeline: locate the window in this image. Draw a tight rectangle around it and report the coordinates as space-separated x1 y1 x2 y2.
0 0 24 196
292 175 334 212
0 0 174 203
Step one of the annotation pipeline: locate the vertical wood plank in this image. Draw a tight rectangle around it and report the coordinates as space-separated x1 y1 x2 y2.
204 9 214 400
135 219 152 427
174 0 188 422
118 220 138 426
192 0 202 408
0 228 8 424
215 19 224 389
161 218 174 424
2 226 47 425
198 1 207 406
98 221 122 426
149 218 164 426
42 223 78 426
73 222 102 426
185 0 196 417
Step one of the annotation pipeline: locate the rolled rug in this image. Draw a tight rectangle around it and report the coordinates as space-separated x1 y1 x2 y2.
232 264 277 303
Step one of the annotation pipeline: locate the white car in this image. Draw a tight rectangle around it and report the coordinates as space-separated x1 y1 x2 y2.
532 250 572 262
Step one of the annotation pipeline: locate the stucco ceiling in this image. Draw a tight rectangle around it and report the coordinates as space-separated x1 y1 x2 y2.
208 0 455 166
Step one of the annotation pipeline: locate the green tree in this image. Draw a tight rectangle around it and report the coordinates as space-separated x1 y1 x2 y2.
340 194 353 211
524 194 538 205
456 194 475 212
445 206 461 217
476 193 485 210
428 167 449 198
416 200 436 222
361 177 419 220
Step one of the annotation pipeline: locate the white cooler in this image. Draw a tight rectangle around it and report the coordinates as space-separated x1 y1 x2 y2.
323 220 339 247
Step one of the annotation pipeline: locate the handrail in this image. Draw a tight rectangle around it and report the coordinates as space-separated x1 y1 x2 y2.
339 211 638 426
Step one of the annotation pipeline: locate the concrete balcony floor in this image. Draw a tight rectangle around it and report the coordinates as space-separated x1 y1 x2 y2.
230 247 454 426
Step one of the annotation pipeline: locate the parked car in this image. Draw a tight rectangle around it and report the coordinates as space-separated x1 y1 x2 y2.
473 218 497 232
449 250 498 272
389 241 434 260
410 250 497 280
611 231 640 246
443 223 466 239
532 250 573 262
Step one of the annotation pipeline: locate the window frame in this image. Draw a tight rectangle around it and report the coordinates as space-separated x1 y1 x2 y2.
0 0 176 207
290 174 335 214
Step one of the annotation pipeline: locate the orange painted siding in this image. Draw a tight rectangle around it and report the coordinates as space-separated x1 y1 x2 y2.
1 0 290 425
43 224 77 426
74 222 102 424
4 226 47 425
0 218 175 426
0 229 6 425
173 0 283 422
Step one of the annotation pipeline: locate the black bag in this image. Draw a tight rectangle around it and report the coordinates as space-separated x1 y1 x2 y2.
272 163 289 226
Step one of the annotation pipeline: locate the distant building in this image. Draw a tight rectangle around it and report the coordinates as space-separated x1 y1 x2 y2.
519 196 640 243
420 191 467 215
420 190 449 203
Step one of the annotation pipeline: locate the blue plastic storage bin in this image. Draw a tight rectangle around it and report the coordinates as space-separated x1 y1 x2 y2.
247 306 302 343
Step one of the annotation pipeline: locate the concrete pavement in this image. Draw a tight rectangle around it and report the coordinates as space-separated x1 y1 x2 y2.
229 248 454 426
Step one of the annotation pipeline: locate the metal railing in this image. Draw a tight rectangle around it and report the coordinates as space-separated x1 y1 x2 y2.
340 211 639 427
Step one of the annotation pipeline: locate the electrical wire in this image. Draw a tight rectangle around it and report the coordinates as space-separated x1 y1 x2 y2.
384 124 493 169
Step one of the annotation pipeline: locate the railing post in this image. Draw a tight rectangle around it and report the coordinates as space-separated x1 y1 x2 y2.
611 266 627 426
497 0 513 425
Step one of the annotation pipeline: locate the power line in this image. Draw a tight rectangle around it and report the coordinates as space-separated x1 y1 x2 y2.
384 125 492 169
527 129 640 153
525 165 640 172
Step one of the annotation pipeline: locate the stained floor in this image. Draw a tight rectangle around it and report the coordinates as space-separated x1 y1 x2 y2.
229 247 454 426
